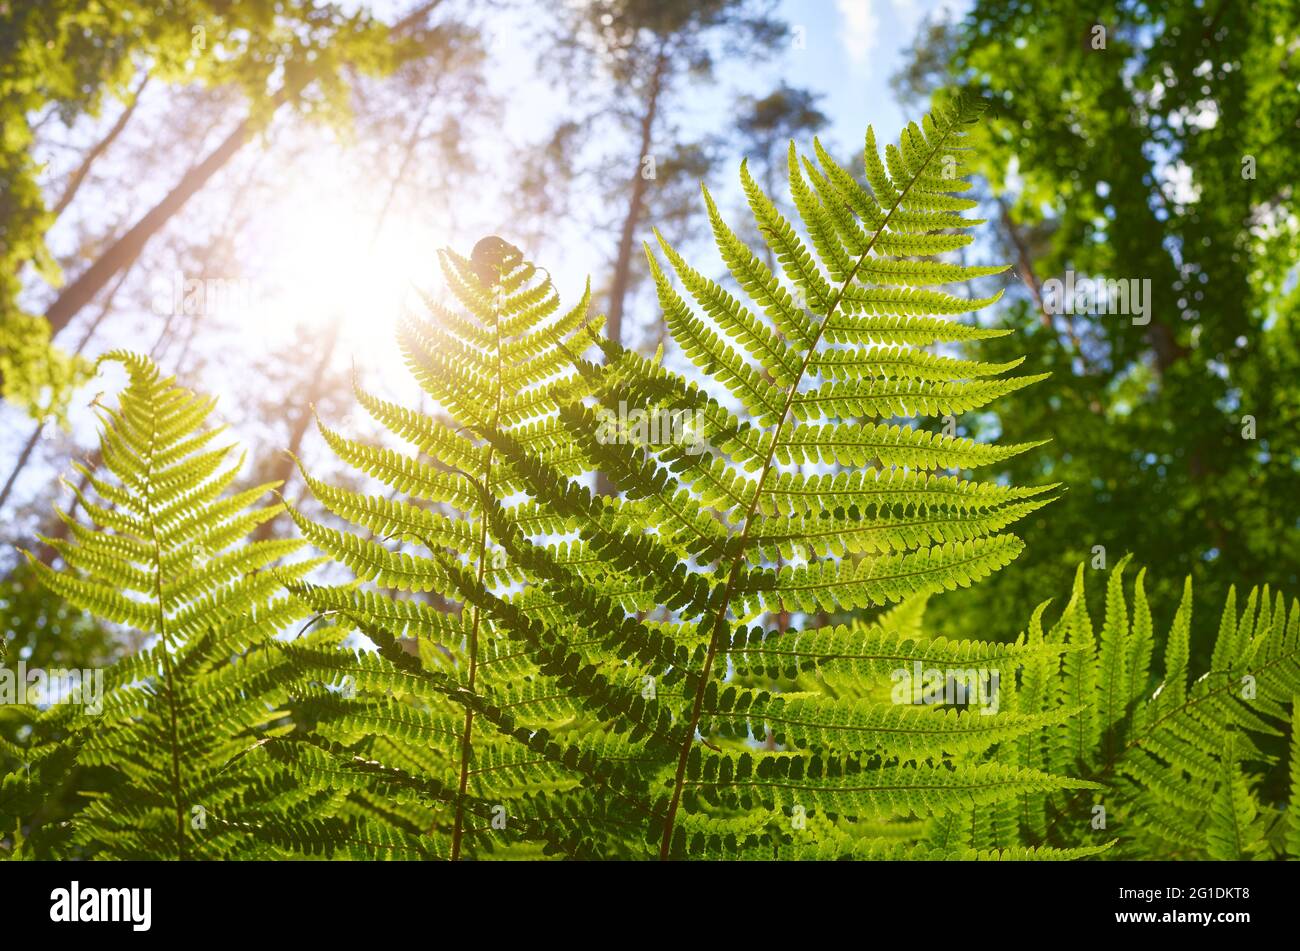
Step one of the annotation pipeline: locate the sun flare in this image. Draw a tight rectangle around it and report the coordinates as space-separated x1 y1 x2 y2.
240 184 445 380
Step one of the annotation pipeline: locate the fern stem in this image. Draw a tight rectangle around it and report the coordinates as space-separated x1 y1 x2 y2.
450 279 505 860
142 387 189 860
657 120 964 859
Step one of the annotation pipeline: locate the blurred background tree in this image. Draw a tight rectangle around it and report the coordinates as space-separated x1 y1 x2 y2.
890 0 1300 654
0 0 429 416
1 0 1296 688
531 0 787 351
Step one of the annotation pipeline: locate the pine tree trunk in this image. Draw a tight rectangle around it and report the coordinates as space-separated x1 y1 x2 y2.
597 43 667 497
39 0 444 341
49 73 150 220
604 44 667 351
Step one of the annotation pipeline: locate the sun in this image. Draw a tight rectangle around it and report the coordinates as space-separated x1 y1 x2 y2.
238 185 444 381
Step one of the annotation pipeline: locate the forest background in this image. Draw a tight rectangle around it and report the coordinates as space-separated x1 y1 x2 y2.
2 0 1297 677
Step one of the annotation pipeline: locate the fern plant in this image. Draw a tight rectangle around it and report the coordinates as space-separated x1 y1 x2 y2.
276 95 1119 859
0 353 329 859
3 98 1293 862
473 94 1102 859
955 557 1300 859
276 242 657 859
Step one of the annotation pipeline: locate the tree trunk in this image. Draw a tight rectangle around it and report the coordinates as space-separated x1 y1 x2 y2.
251 316 342 541
604 43 668 350
0 427 42 514
43 118 253 339
50 74 150 220
596 43 667 498
39 0 444 341
995 196 1049 327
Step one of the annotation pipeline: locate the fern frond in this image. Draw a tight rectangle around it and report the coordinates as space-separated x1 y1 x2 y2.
5 353 317 859
473 94 1064 859
281 97 1078 861
988 562 1299 860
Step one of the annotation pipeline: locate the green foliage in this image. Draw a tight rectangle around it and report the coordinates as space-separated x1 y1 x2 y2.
956 558 1300 860
271 95 1101 860
2 353 330 859
912 0 1300 649
0 559 120 838
281 242 626 859
3 93 1295 861
577 93 1068 857
0 0 403 416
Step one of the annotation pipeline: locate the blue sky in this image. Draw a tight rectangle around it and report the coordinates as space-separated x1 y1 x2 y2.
472 0 974 318
3 0 978 527
773 0 967 150
488 0 969 166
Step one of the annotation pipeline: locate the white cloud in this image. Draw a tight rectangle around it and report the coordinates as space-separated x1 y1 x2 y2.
1162 161 1200 206
835 0 881 64
1189 99 1219 131
836 0 932 67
